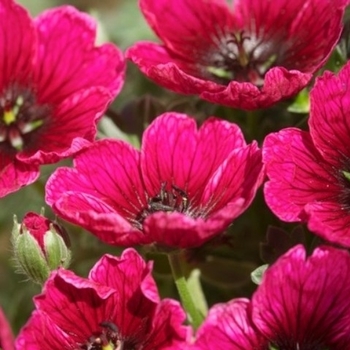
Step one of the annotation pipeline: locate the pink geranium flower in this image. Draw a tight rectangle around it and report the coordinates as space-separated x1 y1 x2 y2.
192 245 350 349
126 0 346 110
0 0 124 198
16 248 189 350
263 61 350 247
45 112 263 248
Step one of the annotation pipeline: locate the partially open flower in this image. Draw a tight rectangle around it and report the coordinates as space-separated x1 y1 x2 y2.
45 112 263 249
16 249 189 350
127 0 347 110
12 211 71 284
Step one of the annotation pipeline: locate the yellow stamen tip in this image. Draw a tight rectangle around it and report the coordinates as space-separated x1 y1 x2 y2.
3 109 16 125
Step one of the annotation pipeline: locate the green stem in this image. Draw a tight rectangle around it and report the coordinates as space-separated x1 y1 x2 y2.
168 252 204 329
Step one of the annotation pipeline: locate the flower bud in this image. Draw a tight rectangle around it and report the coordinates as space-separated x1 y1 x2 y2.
12 211 71 285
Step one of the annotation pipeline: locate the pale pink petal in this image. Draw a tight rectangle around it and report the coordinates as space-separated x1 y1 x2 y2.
193 299 266 350
263 128 338 222
34 6 124 104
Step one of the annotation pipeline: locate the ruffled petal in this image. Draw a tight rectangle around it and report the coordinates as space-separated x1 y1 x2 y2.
143 204 244 248
126 42 222 94
201 67 311 110
263 128 338 222
34 269 116 342
0 153 39 198
89 250 160 341
34 6 124 104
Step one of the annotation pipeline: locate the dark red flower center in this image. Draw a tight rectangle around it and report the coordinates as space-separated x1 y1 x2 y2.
199 30 281 85
133 182 194 229
79 322 139 350
0 84 51 154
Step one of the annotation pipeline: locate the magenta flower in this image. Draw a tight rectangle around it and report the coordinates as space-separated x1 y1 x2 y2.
16 248 189 350
126 0 346 110
0 0 124 198
193 245 350 349
45 112 263 248
263 61 350 247
0 307 14 350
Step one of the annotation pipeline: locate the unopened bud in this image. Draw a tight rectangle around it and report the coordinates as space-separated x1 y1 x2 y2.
12 212 71 285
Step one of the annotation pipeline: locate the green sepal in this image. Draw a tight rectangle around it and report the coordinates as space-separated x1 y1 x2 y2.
251 264 269 285
44 224 71 270
14 227 50 285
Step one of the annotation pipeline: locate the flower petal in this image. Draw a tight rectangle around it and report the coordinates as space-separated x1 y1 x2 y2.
202 67 311 110
0 0 35 90
126 43 222 95
0 154 39 198
0 307 14 350
193 299 266 350
140 0 233 56
34 6 124 104
252 245 350 347
18 87 112 164
309 62 350 166
16 312 74 350
263 128 338 222
141 113 246 202
34 269 116 342
201 142 264 215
